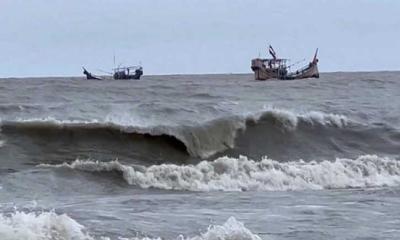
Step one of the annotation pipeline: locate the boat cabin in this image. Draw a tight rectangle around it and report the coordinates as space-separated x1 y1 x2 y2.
251 58 289 79
113 66 143 80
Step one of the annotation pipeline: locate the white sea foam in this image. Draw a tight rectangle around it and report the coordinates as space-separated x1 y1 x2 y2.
107 216 262 240
0 211 92 240
39 155 400 192
184 216 262 240
0 211 261 240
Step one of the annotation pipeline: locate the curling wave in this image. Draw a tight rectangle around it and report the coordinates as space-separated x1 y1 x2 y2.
0 107 350 158
0 211 261 240
39 155 400 192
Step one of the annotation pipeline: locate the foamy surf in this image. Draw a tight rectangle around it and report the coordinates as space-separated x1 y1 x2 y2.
0 211 91 240
181 216 262 240
0 211 261 240
1 107 351 158
39 155 400 192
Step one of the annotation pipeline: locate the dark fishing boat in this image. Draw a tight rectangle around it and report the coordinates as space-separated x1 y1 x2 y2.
82 67 102 80
113 66 143 80
82 65 143 80
251 45 319 80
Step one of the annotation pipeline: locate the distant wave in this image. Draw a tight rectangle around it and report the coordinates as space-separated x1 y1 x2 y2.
39 155 400 192
0 211 261 240
0 103 40 112
0 107 350 158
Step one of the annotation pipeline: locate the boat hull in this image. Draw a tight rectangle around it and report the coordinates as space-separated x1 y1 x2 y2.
251 59 278 80
286 63 319 80
251 58 319 80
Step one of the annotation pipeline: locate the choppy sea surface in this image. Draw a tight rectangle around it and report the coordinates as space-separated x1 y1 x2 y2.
0 72 400 240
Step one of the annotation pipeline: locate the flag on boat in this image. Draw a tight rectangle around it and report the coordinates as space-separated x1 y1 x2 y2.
268 45 277 59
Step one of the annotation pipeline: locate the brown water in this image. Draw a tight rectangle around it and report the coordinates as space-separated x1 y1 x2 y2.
0 72 400 239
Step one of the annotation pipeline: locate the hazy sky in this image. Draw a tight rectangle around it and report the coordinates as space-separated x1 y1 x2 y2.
1 0 399 77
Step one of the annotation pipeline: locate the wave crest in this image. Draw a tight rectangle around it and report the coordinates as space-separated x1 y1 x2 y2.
39 155 400 192
249 107 349 131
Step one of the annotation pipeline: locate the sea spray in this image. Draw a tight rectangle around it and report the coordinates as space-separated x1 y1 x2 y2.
0 211 91 240
181 217 262 240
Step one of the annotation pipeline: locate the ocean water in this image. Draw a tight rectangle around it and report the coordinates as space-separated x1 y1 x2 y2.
0 72 399 239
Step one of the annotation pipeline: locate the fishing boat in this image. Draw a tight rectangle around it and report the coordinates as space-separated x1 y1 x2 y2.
113 66 143 80
82 65 143 80
251 45 319 80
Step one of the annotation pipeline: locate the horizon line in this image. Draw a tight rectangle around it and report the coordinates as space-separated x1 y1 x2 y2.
1 69 400 79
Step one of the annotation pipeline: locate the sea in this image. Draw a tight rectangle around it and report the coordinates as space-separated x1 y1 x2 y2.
0 72 399 240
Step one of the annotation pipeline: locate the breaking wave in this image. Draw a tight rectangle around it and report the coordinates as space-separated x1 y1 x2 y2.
0 211 91 240
0 211 261 240
0 107 350 158
179 216 262 240
39 155 400 192
247 107 349 131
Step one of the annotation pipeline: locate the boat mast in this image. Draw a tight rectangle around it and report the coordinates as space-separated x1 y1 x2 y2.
113 52 116 70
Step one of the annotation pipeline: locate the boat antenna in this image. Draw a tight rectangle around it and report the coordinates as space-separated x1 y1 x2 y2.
113 52 116 69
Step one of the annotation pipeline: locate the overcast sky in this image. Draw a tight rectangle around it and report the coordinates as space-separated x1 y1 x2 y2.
1 0 399 77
